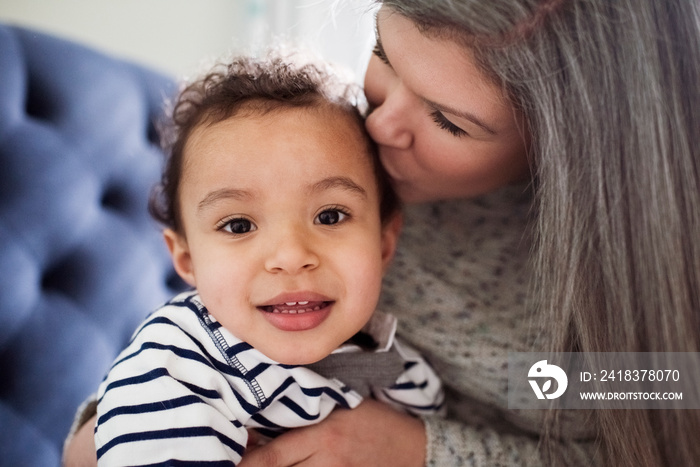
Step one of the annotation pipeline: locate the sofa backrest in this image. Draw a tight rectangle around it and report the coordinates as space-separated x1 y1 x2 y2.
0 24 184 466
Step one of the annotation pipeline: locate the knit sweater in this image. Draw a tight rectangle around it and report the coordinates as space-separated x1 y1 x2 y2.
378 183 599 466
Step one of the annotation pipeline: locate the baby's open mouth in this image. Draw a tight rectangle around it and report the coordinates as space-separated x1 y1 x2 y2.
258 301 333 314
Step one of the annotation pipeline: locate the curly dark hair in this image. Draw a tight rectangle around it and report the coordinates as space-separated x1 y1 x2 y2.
149 52 399 233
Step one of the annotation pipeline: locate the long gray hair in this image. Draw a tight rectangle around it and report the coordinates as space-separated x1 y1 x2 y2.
378 0 700 465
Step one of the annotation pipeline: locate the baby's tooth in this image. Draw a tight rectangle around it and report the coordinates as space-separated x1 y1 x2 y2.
298 301 309 305
285 302 297 306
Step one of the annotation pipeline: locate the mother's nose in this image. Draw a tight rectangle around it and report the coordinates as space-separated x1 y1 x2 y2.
365 85 414 150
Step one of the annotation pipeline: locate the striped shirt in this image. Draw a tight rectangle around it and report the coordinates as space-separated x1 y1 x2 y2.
95 291 444 466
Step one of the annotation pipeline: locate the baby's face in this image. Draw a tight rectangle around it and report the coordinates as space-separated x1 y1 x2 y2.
166 105 397 365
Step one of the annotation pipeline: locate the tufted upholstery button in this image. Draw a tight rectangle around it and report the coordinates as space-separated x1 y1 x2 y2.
0 24 182 466
101 184 132 213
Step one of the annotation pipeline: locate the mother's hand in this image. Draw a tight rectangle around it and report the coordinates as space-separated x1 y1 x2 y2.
238 399 426 467
63 413 98 467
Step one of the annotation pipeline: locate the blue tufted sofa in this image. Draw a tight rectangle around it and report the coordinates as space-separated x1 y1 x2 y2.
0 24 186 466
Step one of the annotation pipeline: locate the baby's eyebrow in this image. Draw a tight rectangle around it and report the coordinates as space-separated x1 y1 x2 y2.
310 176 367 198
198 188 253 212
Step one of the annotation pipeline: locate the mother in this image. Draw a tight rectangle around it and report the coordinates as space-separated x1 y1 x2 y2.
239 1 700 466
66 0 700 465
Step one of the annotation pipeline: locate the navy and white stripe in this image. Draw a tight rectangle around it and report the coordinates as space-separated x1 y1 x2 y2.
95 291 443 466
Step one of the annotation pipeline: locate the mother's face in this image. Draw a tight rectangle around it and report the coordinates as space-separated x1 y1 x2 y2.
364 7 530 203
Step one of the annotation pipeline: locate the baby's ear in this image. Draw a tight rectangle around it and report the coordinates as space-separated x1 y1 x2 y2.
163 229 196 287
380 211 403 272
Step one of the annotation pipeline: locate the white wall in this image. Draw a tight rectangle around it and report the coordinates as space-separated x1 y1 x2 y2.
0 0 377 82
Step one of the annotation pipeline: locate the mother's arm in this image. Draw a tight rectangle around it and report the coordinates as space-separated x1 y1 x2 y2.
422 417 598 466
62 413 98 467
239 399 426 467
239 401 600 467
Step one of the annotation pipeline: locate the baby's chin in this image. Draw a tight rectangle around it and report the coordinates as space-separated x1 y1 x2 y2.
261 343 338 366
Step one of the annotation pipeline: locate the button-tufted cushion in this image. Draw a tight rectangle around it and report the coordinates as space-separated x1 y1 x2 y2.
0 25 184 466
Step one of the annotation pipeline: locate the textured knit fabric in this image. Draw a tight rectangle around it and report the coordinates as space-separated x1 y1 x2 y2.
378 183 599 466
95 291 444 466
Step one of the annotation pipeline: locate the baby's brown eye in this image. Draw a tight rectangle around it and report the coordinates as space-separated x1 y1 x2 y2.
223 218 255 234
316 210 347 225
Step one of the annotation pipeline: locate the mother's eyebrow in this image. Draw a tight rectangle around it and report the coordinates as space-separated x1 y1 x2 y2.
310 176 367 198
